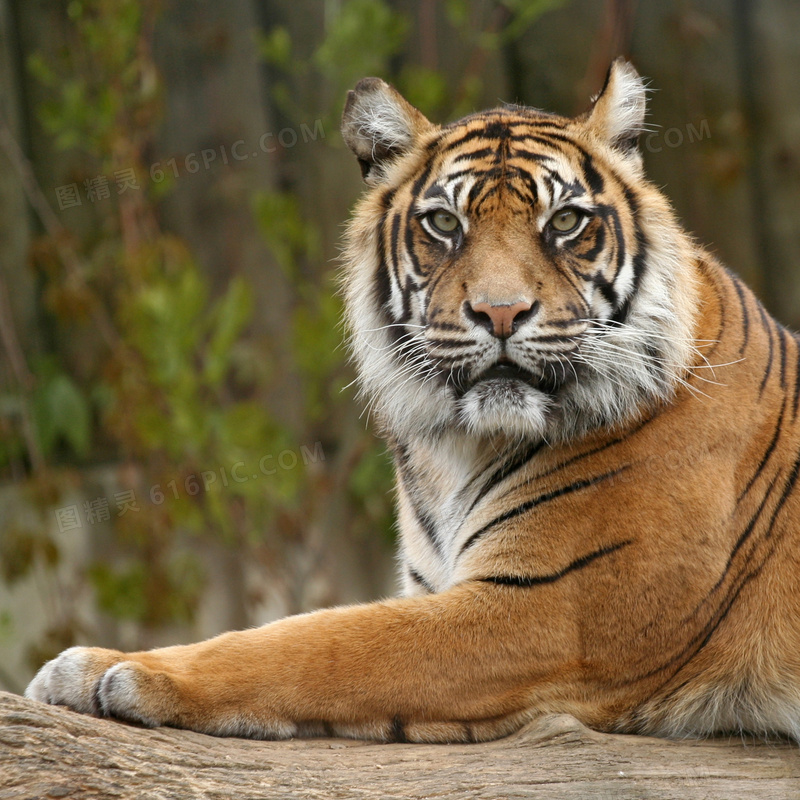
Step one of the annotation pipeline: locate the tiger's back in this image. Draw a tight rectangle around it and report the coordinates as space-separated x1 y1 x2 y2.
25 60 800 743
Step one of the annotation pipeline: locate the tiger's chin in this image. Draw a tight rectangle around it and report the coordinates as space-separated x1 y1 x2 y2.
457 381 552 441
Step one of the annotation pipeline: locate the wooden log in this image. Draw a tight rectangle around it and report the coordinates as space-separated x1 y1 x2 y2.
1 691 798 799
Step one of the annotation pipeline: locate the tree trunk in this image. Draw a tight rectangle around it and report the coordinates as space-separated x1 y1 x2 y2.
1 691 798 799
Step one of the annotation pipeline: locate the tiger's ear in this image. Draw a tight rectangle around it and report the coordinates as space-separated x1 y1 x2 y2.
341 78 434 185
586 58 647 160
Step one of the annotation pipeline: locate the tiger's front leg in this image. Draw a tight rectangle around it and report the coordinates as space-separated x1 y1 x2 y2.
26 583 584 742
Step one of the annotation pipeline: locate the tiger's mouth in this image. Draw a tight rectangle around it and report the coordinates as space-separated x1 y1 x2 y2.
454 360 564 398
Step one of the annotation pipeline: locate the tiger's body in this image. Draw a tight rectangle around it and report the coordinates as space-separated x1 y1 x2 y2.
26 60 800 742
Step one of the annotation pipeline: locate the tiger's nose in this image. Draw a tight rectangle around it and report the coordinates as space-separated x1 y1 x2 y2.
465 300 538 339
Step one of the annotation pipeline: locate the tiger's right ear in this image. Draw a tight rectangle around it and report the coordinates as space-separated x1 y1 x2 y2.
341 78 434 185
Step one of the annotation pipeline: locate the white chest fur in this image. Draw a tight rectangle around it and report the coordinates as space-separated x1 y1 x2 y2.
395 433 494 593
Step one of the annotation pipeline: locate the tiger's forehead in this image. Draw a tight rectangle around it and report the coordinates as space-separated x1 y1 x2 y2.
441 106 571 135
414 108 597 212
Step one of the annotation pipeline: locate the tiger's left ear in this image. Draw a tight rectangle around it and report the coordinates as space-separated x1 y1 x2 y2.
586 58 647 161
341 78 434 186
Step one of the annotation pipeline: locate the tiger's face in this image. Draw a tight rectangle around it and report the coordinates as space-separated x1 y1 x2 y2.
342 61 698 443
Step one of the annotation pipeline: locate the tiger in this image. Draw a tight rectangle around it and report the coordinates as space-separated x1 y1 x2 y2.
25 59 800 744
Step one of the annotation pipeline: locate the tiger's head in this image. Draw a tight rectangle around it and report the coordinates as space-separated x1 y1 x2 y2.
341 59 699 444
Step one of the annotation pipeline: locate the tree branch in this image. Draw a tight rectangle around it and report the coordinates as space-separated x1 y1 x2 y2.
1 691 798 799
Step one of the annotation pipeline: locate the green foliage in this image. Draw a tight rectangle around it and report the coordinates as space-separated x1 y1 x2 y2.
89 551 204 625
32 359 91 460
346 446 395 543
398 65 449 118
291 284 345 421
10 0 318 655
314 0 408 94
498 0 567 42
3 0 568 684
0 524 58 585
27 0 158 160
253 190 320 278
258 26 294 70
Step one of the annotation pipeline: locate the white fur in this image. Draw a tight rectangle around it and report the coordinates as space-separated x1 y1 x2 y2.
96 662 158 725
590 60 649 152
24 646 97 713
352 95 416 161
631 676 800 742
458 383 551 440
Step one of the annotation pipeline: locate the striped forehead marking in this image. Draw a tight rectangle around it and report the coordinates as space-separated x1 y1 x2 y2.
408 113 612 215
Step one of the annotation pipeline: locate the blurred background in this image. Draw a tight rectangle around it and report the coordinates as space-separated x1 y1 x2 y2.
1 0 799 693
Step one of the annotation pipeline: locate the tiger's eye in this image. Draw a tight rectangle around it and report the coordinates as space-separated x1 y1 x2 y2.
550 208 582 233
430 210 460 234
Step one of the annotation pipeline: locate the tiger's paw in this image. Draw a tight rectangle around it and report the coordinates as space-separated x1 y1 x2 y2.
25 647 174 728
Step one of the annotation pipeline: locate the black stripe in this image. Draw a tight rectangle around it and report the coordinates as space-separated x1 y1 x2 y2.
391 716 407 743
375 218 392 312
479 540 633 588
611 196 647 325
395 463 442 556
593 272 620 310
725 474 780 583
518 130 580 148
575 221 606 262
404 208 425 278
465 441 546 515
777 324 788 390
453 147 499 163
409 151 437 200
460 467 629 555
581 150 605 195
728 271 751 357
482 119 511 140
607 207 628 286
438 118 568 153
507 148 554 165
764 448 800 538
408 568 435 594
438 127 498 152
423 184 447 201
426 336 479 349
756 302 774 396
474 413 657 519
736 399 785 503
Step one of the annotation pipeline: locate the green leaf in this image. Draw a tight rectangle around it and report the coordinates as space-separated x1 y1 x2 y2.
204 277 254 387
33 373 91 459
314 0 408 91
